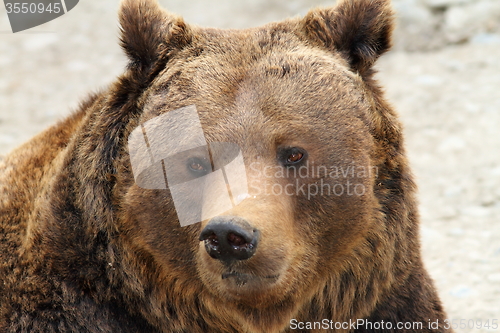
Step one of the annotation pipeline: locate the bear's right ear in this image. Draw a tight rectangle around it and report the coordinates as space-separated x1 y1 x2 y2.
301 0 394 76
119 0 191 72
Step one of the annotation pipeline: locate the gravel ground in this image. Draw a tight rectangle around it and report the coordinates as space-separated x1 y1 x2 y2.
1 1 499 332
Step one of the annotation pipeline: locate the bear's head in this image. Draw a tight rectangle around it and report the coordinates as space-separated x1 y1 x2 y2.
106 0 408 330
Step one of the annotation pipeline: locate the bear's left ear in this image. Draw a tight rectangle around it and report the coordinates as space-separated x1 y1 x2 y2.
119 0 191 72
301 0 394 75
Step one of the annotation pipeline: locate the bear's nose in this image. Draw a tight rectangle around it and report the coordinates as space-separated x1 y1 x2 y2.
199 216 259 264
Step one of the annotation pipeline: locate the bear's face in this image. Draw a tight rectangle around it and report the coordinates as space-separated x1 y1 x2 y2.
121 28 381 307
117 0 393 311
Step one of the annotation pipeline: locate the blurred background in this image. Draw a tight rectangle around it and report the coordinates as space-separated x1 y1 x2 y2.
1 1 499 331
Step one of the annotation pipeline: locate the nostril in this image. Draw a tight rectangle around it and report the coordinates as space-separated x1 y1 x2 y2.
206 233 219 246
206 232 218 243
227 232 246 247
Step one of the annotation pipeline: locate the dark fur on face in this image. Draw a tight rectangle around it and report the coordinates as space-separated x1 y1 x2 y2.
0 0 451 332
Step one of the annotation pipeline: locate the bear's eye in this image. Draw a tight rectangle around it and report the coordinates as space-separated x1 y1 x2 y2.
187 157 210 175
287 151 303 164
278 147 307 167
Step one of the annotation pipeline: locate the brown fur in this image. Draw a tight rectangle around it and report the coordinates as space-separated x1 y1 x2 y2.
0 0 452 332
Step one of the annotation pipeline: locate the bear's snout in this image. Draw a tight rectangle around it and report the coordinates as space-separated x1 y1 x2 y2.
199 216 260 264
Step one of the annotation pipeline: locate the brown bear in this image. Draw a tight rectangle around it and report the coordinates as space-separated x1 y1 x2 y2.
0 0 452 332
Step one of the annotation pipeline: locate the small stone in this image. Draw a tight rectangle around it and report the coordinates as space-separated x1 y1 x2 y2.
437 136 466 152
460 205 491 217
487 273 500 282
450 285 473 298
66 60 89 72
449 228 464 236
414 75 443 86
421 0 472 8
22 34 59 51
471 33 500 45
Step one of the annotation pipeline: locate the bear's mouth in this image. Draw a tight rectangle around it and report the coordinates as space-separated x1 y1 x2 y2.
221 271 280 286
222 271 280 280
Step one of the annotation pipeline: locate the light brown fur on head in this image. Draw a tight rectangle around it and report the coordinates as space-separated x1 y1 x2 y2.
0 0 451 332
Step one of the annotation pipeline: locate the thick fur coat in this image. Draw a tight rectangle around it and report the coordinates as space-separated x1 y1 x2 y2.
0 0 451 332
